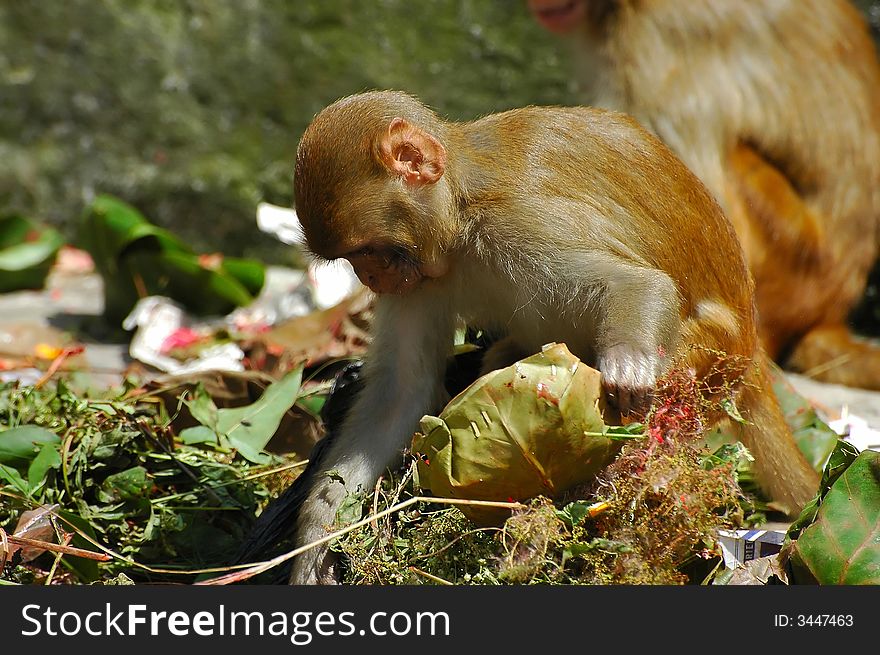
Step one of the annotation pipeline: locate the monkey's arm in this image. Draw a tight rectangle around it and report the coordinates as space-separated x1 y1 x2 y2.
569 250 681 414
290 289 455 584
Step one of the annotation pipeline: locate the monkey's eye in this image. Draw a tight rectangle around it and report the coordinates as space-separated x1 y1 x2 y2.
379 256 393 269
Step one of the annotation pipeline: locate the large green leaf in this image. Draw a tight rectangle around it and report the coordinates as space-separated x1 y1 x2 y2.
0 425 61 468
215 368 304 464
27 443 62 491
412 343 623 525
788 450 880 584
0 214 64 292
179 368 305 463
786 439 860 542
78 194 265 322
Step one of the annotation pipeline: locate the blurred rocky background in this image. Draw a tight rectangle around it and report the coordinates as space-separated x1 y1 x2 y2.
3 0 879 306
0 0 576 263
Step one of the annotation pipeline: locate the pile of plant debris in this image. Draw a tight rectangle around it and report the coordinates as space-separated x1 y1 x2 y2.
331 358 755 586
0 374 310 585
214 349 876 587
2 339 878 586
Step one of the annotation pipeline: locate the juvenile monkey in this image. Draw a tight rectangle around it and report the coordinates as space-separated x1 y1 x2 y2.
288 90 818 584
528 0 880 388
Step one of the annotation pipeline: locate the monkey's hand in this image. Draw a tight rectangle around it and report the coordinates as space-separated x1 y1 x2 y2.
289 479 348 585
290 543 340 585
598 344 658 417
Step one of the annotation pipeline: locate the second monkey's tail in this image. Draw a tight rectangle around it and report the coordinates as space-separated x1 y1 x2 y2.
731 351 820 516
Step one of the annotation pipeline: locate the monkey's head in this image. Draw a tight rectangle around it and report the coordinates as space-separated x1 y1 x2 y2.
294 91 455 295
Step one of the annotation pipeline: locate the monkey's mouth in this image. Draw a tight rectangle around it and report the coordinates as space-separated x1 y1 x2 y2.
529 0 585 34
345 244 424 295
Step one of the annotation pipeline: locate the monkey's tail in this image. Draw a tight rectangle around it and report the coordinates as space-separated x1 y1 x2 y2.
731 351 820 516
231 361 365 581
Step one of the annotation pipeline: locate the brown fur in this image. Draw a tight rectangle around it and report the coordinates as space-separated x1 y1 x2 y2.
289 91 818 584
530 0 880 387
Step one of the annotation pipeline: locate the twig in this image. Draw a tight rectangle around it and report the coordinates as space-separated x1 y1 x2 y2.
45 533 73 585
801 353 852 379
409 566 453 585
2 534 111 562
34 346 85 389
194 496 526 585
371 475 384 535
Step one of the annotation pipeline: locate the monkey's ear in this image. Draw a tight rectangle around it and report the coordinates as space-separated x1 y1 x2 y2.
378 117 447 186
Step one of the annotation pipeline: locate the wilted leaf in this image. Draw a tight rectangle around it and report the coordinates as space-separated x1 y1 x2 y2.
723 556 789 586
788 450 880 584
0 425 61 468
10 504 60 562
412 343 622 525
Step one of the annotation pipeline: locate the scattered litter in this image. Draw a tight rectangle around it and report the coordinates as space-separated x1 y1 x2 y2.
227 266 314 331
718 527 786 569
828 407 880 452
123 296 245 374
256 202 363 310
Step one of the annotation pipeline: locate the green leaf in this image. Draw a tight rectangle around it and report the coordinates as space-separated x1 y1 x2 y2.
77 194 264 322
0 214 64 292
98 466 151 502
789 450 880 584
178 425 221 446
27 443 62 491
214 367 304 464
769 365 838 471
185 383 219 429
0 425 61 467
296 393 327 419
0 462 29 495
336 491 365 526
819 439 861 490
786 439 860 542
55 510 101 582
556 500 594 528
219 256 266 296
